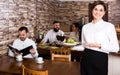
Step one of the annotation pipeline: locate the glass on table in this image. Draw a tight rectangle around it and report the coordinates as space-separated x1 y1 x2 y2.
52 35 64 48
56 35 65 42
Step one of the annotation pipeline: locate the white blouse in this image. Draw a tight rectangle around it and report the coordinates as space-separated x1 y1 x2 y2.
70 32 79 42
82 20 119 53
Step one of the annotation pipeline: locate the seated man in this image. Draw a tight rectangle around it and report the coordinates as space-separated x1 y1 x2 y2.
8 26 38 58
41 21 64 44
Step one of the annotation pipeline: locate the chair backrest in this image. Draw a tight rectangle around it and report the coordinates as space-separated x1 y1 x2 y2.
22 65 48 75
50 48 71 62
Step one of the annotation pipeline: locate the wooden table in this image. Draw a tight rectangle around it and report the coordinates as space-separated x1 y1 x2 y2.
116 28 120 33
0 55 80 75
38 46 83 62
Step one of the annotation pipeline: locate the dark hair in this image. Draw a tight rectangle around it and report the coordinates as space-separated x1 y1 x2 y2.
92 1 106 11
18 26 28 33
73 23 80 29
70 22 80 32
53 21 60 24
70 22 82 41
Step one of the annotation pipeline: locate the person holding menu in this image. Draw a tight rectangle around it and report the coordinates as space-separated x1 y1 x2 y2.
81 1 119 75
8 26 38 58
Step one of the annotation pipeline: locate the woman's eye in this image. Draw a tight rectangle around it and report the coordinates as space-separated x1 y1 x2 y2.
100 9 104 12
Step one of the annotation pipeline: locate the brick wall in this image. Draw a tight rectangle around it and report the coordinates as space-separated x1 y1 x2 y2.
57 1 120 32
35 0 57 37
0 0 57 55
56 1 89 32
108 1 120 25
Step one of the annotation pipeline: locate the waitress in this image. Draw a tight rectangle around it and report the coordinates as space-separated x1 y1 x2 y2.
81 1 119 75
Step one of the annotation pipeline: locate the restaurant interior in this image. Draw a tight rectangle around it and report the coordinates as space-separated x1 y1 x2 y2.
0 0 120 75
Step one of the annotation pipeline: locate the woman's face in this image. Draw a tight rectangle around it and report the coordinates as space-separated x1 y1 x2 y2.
72 25 78 32
92 5 105 20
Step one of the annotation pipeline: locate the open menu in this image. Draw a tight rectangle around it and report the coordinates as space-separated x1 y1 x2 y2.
9 45 33 56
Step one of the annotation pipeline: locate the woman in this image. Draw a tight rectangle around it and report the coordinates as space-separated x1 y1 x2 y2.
70 22 81 42
81 1 119 75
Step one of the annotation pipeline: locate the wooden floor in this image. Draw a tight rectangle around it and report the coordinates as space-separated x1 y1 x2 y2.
108 53 120 75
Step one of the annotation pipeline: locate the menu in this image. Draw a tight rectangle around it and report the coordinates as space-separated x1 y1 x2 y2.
9 45 33 56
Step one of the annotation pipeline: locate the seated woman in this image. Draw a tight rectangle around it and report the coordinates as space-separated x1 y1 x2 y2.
69 22 81 42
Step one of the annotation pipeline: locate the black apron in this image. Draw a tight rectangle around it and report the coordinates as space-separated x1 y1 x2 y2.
81 48 108 75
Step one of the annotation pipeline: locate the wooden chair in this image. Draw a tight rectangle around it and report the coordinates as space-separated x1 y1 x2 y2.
22 65 48 75
50 48 71 62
